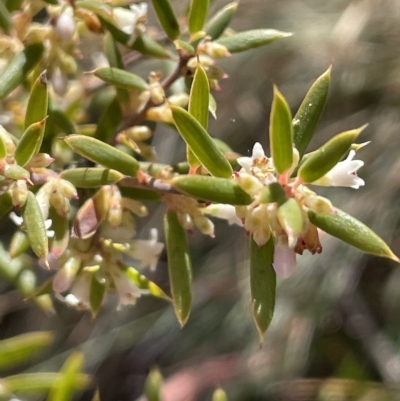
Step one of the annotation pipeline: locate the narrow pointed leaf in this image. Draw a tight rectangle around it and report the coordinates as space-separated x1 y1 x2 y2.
277 198 307 244
0 43 44 99
64 135 139 177
187 62 210 170
293 66 331 157
216 29 291 53
171 175 252 205
260 182 286 204
209 93 217 119
90 275 106 315
9 230 30 259
119 186 161 201
131 34 171 58
174 39 195 55
95 96 123 141
164 210 192 326
61 167 124 188
270 85 293 174
298 125 366 183
308 208 399 262
124 265 170 300
205 2 238 40
145 368 163 401
0 331 53 370
0 192 13 219
171 105 233 178
93 67 148 91
25 71 48 131
0 135 6 158
21 192 48 262
2 373 89 394
49 207 69 258
48 352 87 401
188 0 209 34
14 119 47 166
4 165 30 180
151 0 180 40
0 1 12 34
250 236 276 341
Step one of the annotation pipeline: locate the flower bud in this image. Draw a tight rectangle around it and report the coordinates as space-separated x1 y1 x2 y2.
25 153 55 169
201 42 231 58
121 198 148 217
58 179 78 199
167 93 189 107
124 126 152 142
10 180 28 207
145 104 173 123
236 173 263 196
51 67 69 97
55 10 76 41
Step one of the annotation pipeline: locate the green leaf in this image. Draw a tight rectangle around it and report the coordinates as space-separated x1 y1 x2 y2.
308 208 400 262
215 29 292 53
21 192 49 263
4 165 30 180
48 352 88 401
25 71 48 131
61 167 124 188
144 368 163 401
187 62 210 170
0 1 12 34
269 85 293 174
174 39 196 55
260 182 286 204
297 125 366 183
94 96 123 142
2 373 88 396
171 105 233 178
164 210 192 326
124 265 170 300
14 119 47 166
0 135 7 158
277 198 307 245
204 2 238 40
250 236 276 342
0 332 53 370
188 0 209 34
171 175 252 205
9 230 30 259
90 274 106 316
293 66 331 157
212 388 228 401
151 0 180 40
119 186 161 201
49 207 69 258
0 191 13 219
93 67 149 91
131 34 171 58
209 93 217 119
64 135 139 177
0 43 44 99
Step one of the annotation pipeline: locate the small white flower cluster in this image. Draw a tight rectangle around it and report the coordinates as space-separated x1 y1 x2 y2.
204 142 365 278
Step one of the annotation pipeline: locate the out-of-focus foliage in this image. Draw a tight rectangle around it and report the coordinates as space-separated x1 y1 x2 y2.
1 0 400 400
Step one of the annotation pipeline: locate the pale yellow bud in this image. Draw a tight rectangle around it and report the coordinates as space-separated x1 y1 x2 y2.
167 93 189 107
120 198 148 217
145 104 173 123
10 180 28 207
124 126 152 142
58 179 78 199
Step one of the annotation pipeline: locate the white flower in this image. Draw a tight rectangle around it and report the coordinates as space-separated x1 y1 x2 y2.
62 271 92 309
55 7 75 41
273 236 297 278
237 142 265 174
113 3 147 45
201 204 243 226
121 228 164 271
311 150 365 189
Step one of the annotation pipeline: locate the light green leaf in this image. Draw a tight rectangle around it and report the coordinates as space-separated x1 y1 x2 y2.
308 208 400 262
64 135 139 177
9 230 30 259
131 34 171 58
0 191 13 219
93 67 148 91
250 235 276 342
25 71 48 131
269 85 293 174
171 175 252 205
90 274 106 316
0 1 12 34
260 182 286 204
95 96 123 142
164 210 192 326
298 125 366 183
171 105 233 178
0 331 53 370
188 0 209 34
119 186 161 201
204 2 238 40
216 29 292 53
277 198 307 243
0 135 6 158
61 167 124 188
174 39 196 55
4 165 30 180
15 119 47 166
49 207 69 258
21 192 48 262
144 368 163 401
293 66 331 158
151 0 180 40
209 93 217 119
0 43 44 99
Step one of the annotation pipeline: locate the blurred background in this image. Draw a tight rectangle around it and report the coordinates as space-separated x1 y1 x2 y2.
2 0 400 400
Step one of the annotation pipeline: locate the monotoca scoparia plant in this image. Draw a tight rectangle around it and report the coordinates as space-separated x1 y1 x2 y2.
0 0 398 344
